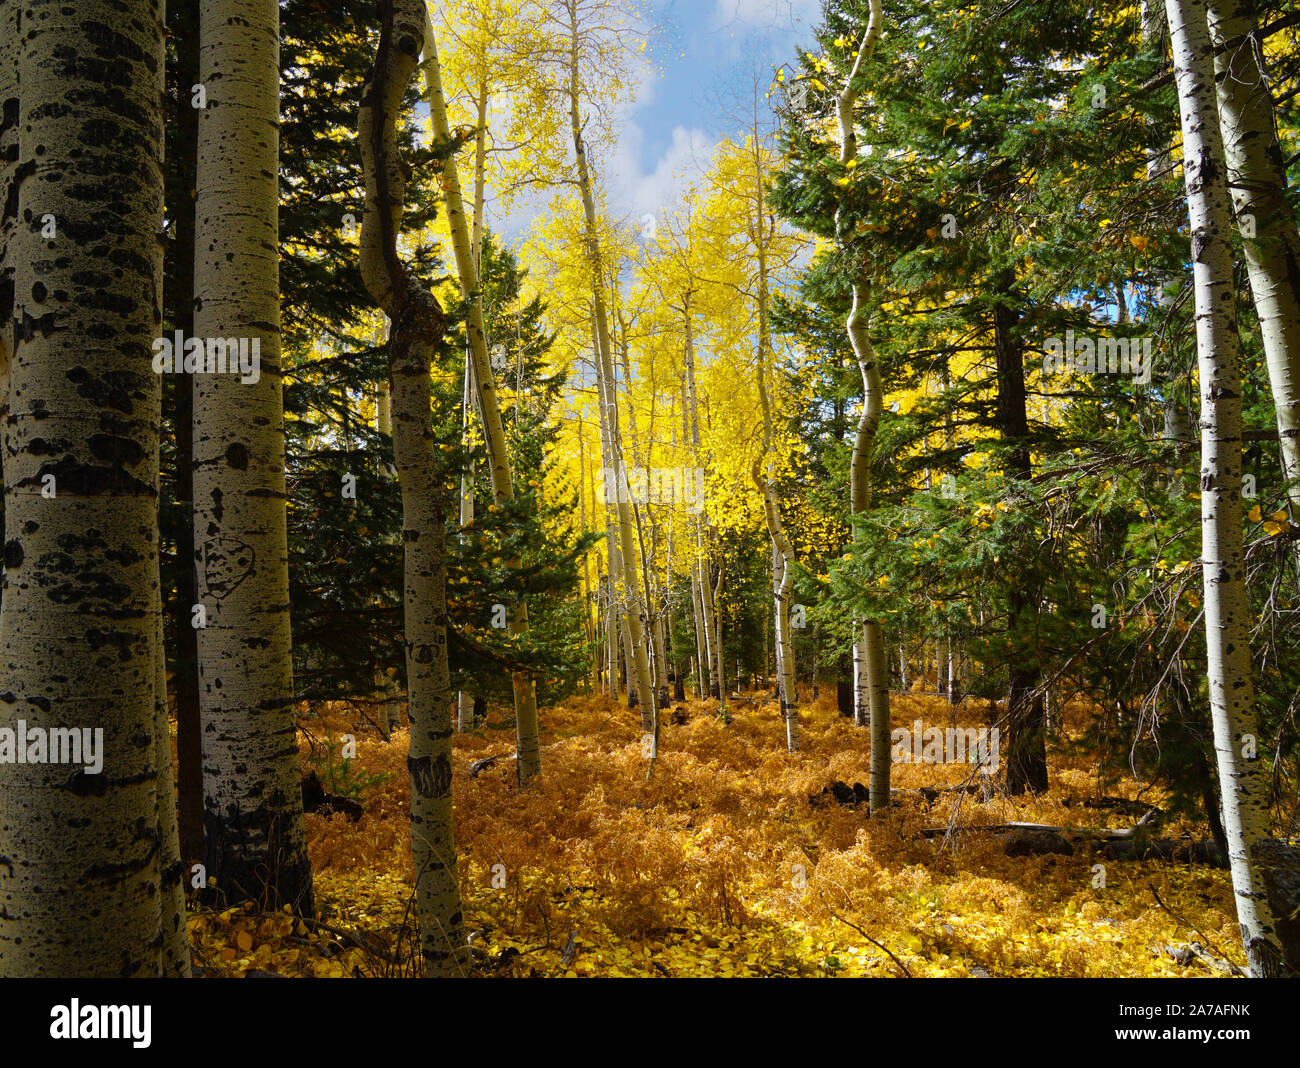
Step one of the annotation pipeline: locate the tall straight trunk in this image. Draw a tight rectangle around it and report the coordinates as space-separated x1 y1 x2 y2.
690 557 708 697
455 347 477 731
1143 0 1196 449
713 552 726 697
577 415 600 694
1206 0 1300 567
616 312 670 712
419 21 541 782
838 1 889 809
0 0 187 976
374 365 403 736
0 0 13 427
193 0 312 913
1167 0 1285 976
566 21 655 722
359 0 467 976
753 371 798 748
682 312 720 698
993 279 1048 794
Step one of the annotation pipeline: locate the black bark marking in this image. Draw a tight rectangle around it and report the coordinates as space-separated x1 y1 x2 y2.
407 752 452 799
202 535 254 599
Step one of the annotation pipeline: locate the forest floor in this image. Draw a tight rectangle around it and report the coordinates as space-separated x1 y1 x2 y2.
186 689 1249 977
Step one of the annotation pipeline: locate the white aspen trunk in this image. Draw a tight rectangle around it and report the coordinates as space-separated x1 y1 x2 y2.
420 18 541 780
374 366 404 736
690 558 708 698
617 313 670 714
1167 0 1286 976
0 0 13 441
577 416 599 694
713 553 726 698
838 0 888 810
744 131 799 750
0 0 185 976
1142 0 1197 449
566 19 655 722
471 73 489 276
1206 0 1300 572
359 0 467 975
455 347 477 732
682 315 720 699
193 0 312 912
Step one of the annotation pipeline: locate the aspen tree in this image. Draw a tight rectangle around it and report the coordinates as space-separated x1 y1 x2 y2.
419 16 542 781
837 0 891 811
359 0 468 976
0 0 187 976
192 0 312 912
1166 0 1285 976
557 0 657 721
1205 0 1300 570
373 329 404 738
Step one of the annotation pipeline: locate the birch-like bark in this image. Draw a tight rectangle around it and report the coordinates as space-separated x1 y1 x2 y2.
1206 0 1300 570
682 311 720 698
1167 0 1285 976
0 0 14 449
1143 0 1196 450
419 16 541 781
838 1 890 810
0 0 183 976
374 361 404 737
752 327 799 749
565 9 656 723
193 0 313 913
359 0 468 976
612 306 664 720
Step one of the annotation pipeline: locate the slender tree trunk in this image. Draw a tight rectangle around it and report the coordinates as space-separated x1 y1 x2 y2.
0 0 187 976
993 281 1048 795
374 364 403 736
837 0 889 808
192 0 313 913
1142 0 1196 454
1167 0 1285 976
566 22 655 722
359 0 467 976
1206 0 1300 570
455 348 477 731
577 415 600 694
419 21 541 782
682 314 720 698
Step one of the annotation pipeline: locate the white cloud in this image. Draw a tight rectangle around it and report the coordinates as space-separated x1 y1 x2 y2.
604 121 717 224
710 0 821 31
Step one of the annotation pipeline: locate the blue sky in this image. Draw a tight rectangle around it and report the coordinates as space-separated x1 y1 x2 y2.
637 0 821 165
490 0 823 243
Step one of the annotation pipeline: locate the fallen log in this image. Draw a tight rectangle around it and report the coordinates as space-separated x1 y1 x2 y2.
918 819 1226 866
